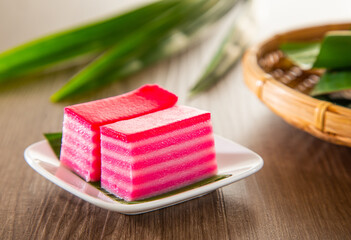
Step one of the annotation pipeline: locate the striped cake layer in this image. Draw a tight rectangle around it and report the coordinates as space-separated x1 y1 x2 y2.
102 149 216 186
102 161 217 201
59 85 178 182
61 114 101 181
101 124 215 178
101 121 213 161
102 133 214 171
100 106 217 201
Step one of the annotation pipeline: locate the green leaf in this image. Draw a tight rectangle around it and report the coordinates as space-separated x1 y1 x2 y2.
44 132 62 159
280 42 321 69
1 0 240 101
310 69 351 96
0 1 179 81
280 31 351 70
313 31 351 69
51 0 235 102
44 132 231 204
51 1 187 101
0 0 239 101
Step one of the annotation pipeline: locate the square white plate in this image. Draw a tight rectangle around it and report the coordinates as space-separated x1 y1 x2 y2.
24 135 263 215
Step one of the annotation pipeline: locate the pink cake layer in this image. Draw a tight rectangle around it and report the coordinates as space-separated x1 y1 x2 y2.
101 133 214 170
102 164 217 201
65 84 178 125
102 152 216 185
60 85 178 182
101 124 213 156
100 106 217 201
101 126 214 178
100 106 211 142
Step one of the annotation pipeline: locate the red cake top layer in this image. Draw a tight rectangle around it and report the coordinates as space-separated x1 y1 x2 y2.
101 106 211 142
64 85 178 126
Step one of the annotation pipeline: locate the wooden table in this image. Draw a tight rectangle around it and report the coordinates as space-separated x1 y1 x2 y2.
1 1 351 239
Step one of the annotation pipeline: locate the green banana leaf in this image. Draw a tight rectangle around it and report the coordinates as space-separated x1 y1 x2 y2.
313 31 351 69
310 70 351 96
280 31 351 102
280 31 351 70
280 42 320 69
44 132 62 158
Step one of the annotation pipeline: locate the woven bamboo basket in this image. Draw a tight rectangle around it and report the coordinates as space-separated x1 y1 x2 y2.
242 23 351 147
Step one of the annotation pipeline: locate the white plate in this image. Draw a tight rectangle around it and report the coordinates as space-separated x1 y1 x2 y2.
24 135 263 215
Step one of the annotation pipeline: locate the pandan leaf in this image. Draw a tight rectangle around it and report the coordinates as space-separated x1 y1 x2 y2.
0 1 182 82
51 0 239 102
51 1 199 101
310 70 351 96
280 42 320 69
44 132 231 204
313 31 351 69
0 0 241 101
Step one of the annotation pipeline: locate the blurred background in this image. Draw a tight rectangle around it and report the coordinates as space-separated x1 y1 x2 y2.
252 0 351 39
1 0 351 139
1 0 351 51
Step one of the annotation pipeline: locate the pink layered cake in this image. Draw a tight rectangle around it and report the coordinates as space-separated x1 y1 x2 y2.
100 105 217 201
60 85 178 182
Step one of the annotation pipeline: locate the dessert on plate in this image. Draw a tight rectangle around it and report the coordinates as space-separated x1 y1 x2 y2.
59 84 217 201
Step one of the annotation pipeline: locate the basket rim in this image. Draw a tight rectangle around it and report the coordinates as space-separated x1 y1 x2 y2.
242 22 351 147
246 22 351 116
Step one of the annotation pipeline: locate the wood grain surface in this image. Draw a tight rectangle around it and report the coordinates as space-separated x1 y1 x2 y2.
1 1 351 239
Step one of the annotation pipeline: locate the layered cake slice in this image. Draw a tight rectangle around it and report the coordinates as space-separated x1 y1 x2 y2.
100 105 217 201
60 85 178 182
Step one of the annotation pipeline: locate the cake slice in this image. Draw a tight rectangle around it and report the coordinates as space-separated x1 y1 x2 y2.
100 105 217 201
60 85 178 182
